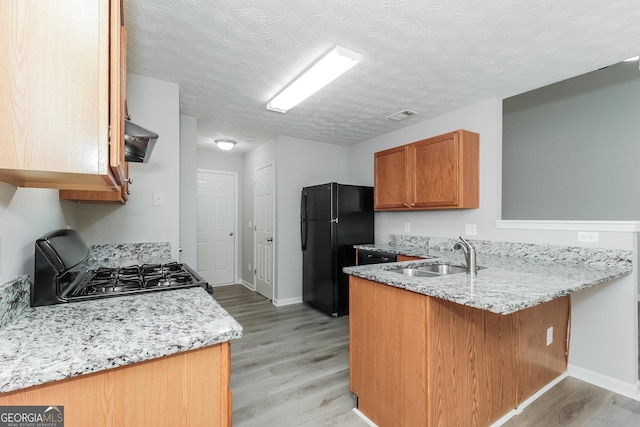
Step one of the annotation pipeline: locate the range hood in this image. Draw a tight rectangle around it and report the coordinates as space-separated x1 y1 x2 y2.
124 120 159 163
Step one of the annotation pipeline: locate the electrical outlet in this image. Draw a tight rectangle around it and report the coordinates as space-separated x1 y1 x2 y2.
546 326 553 346
465 224 477 236
404 223 411 233
577 231 599 243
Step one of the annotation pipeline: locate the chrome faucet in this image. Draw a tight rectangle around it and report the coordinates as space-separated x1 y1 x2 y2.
453 236 477 275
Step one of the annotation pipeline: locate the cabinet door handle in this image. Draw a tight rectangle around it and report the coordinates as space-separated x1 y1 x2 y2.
403 203 409 207
410 203 415 207
125 177 133 184
267 237 273 242
229 232 234 236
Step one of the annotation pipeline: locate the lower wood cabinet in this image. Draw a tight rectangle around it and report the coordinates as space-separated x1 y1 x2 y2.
397 255 423 262
0 343 232 427
349 276 569 427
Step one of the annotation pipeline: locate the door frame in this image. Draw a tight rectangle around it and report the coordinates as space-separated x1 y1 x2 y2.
197 168 239 285
253 161 276 301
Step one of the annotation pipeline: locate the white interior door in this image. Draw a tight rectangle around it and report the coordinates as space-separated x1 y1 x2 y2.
197 170 236 286
254 163 274 300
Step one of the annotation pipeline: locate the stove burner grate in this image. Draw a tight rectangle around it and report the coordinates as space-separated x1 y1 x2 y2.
71 262 205 298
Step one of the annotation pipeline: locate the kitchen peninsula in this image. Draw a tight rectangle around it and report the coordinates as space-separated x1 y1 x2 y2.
0 242 242 427
344 235 632 426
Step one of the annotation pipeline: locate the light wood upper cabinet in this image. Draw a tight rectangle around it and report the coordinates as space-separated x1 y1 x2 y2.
0 0 126 192
374 129 479 210
373 145 410 209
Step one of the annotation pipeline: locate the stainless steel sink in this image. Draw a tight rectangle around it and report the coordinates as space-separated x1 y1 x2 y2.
390 268 439 277
418 264 468 275
389 264 468 277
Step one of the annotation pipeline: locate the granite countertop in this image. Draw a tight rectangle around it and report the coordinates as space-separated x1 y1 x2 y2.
348 241 632 315
0 287 243 394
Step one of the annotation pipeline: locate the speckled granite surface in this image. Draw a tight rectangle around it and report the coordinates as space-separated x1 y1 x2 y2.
363 234 633 268
350 235 632 315
0 276 30 329
0 287 242 393
87 242 171 263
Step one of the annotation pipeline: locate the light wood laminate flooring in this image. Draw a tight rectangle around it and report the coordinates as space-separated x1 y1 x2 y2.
215 285 640 426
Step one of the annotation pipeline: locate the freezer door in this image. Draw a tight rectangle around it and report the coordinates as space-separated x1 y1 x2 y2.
302 219 337 315
335 185 374 247
302 183 335 221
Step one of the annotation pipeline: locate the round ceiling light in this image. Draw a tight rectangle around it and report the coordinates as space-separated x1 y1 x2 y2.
215 139 237 151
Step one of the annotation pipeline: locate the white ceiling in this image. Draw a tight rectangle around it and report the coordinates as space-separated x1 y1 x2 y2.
124 0 640 153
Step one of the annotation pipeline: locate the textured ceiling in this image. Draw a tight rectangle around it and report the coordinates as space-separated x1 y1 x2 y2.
124 0 640 153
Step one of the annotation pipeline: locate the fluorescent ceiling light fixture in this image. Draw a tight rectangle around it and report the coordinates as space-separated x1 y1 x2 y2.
215 139 237 151
266 45 361 113
624 56 639 62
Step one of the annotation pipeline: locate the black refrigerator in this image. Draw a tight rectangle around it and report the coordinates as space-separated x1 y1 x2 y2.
301 183 374 317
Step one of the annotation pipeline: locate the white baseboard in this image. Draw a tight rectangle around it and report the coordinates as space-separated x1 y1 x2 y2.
353 408 377 427
568 364 640 401
241 280 255 291
273 296 303 307
490 373 568 426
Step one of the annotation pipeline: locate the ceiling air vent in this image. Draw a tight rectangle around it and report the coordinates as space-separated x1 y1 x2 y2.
385 109 419 121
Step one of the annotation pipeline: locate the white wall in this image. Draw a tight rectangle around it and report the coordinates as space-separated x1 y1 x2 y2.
197 148 244 281
197 149 244 172
275 135 350 301
0 184 76 282
180 115 198 266
241 135 350 300
74 74 181 259
348 98 503 243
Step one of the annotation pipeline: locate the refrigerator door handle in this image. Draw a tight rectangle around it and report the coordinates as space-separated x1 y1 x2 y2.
301 221 307 250
300 191 307 221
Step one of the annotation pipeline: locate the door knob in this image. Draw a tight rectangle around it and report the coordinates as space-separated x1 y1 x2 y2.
267 237 273 242
229 232 234 236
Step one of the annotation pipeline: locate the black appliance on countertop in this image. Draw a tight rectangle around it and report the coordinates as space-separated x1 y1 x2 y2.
32 229 210 307
300 183 374 317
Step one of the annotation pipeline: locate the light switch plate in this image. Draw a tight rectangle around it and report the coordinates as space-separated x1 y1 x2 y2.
404 223 411 233
547 326 553 346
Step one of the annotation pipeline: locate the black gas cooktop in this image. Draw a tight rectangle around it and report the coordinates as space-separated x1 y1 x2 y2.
68 262 207 299
32 229 210 306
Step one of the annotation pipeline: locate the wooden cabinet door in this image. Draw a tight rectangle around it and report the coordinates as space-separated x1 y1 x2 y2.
374 145 409 209
109 0 126 185
411 132 459 208
0 0 122 191
350 277 428 427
